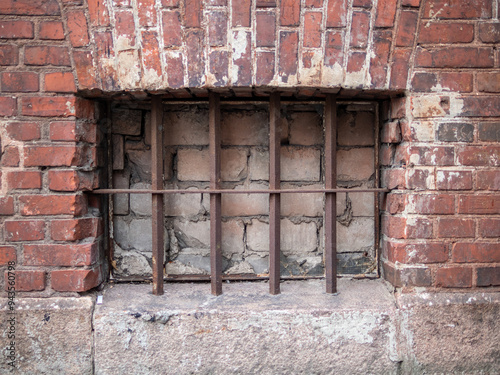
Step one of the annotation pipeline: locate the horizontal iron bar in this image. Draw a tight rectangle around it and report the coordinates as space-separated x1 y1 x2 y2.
111 274 326 282
92 188 389 195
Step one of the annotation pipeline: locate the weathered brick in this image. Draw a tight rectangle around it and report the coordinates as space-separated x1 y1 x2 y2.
115 10 136 49
479 218 500 238
231 31 252 86
477 73 500 93
0 246 16 265
437 122 474 142
346 51 366 76
1 146 20 166
439 72 473 93
256 12 275 47
438 218 475 238
25 242 98 266
479 22 500 43
324 30 344 69
51 218 102 241
326 0 347 27
407 168 430 190
280 0 300 26
411 72 437 92
256 51 275 85
390 49 411 89
0 45 19 66
5 270 45 292
418 22 474 44
51 266 102 292
395 10 418 47
208 11 227 47
5 121 40 141
382 168 405 189
209 50 229 87
408 194 455 214
162 11 182 47
166 52 184 88
415 47 494 68
381 120 401 143
409 146 454 166
19 194 87 216
7 171 42 190
39 21 64 40
423 0 491 19
5 220 44 241
21 96 76 117
137 0 157 27
185 0 202 27
457 146 500 167
1 72 38 92
48 170 94 191
458 195 500 214
304 12 322 48
73 50 99 89
88 0 110 27
0 20 33 39
375 0 397 27
186 30 204 86
383 262 431 288
452 242 500 263
476 170 500 191
387 241 447 264
67 10 89 47
141 30 162 86
0 196 15 216
477 267 500 287
369 30 391 88
278 31 298 84
161 0 180 6
45 72 76 92
436 267 472 288
50 121 97 143
436 170 473 190
0 0 60 15
24 146 81 167
461 96 500 117
24 46 70 66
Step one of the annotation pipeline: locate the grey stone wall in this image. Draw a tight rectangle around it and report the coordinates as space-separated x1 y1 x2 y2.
111 102 376 278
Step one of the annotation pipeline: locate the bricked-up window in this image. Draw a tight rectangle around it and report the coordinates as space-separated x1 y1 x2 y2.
97 94 386 295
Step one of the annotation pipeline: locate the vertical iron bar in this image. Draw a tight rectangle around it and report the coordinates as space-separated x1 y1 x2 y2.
151 96 164 295
105 101 114 278
269 92 281 295
325 95 337 294
209 92 222 296
375 102 381 278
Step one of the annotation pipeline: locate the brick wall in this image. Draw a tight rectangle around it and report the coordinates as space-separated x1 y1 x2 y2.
0 0 499 294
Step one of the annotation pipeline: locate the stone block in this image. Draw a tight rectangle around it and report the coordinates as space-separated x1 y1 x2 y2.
174 219 210 249
114 216 153 252
338 108 375 146
113 170 130 215
282 146 321 181
163 108 209 146
113 244 152 277
126 149 152 182
337 217 374 253
221 109 269 145
222 219 245 258
112 134 124 170
337 148 374 181
112 108 142 136
221 183 269 216
221 148 248 182
281 184 324 216
177 148 209 181
130 182 152 216
0 297 93 374
249 149 269 181
350 192 375 216
288 111 323 145
246 219 269 252
164 189 204 217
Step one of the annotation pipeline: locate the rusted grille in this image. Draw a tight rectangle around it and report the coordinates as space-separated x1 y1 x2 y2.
93 93 388 295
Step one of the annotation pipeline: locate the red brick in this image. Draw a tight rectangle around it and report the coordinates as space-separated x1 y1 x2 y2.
353 0 372 7
0 21 33 39
5 121 40 141
256 12 276 47
407 218 434 239
458 195 500 214
0 196 14 215
380 145 394 166
51 218 102 241
423 0 491 19
415 47 494 68
24 242 98 266
461 96 500 117
436 267 472 288
232 31 252 86
141 30 162 80
382 215 406 238
390 49 411 89
369 30 391 88
166 53 184 88
477 73 500 93
476 170 500 191
0 97 17 116
349 11 369 49
409 194 455 214
326 0 347 27
1 146 20 167
477 267 500 287
7 171 42 190
5 270 45 292
208 11 227 47
418 22 474 44
115 10 136 47
257 0 275 6
384 193 406 214
21 96 76 117
479 218 500 238
452 242 500 263
407 168 429 190
73 50 99 89
411 72 437 92
381 168 405 189
19 194 87 216
5 220 44 241
395 10 418 47
437 122 474 143
94 32 117 91
137 0 157 27
387 241 447 264
383 262 432 287
279 31 298 83
375 0 397 27
186 30 204 86
0 45 19 66
49 121 96 143
88 0 110 27
44 72 76 93
51 266 102 292
256 51 275 85
409 146 454 166
457 146 500 167
436 170 473 190
185 0 202 27
1 72 39 92
0 0 60 15
39 21 64 40
209 50 229 87
437 218 475 238
381 120 401 143
439 72 473 93
324 30 344 68
280 0 301 26
0 246 16 265
402 0 420 6
346 51 366 74
304 12 322 48
478 122 500 142
48 170 94 191
162 0 180 5
24 46 71 66
479 23 500 43
23 145 81 167
162 11 182 47
306 0 323 6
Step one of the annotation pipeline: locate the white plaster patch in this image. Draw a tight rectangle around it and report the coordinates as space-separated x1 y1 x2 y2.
231 31 248 84
117 50 141 89
321 63 344 87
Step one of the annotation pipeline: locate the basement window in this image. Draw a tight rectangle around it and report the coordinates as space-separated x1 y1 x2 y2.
95 92 386 295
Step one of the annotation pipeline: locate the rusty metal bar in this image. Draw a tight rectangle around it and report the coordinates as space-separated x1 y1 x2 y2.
105 100 114 278
151 96 164 295
269 92 281 295
209 92 222 296
324 95 337 294
375 102 381 278
92 188 389 195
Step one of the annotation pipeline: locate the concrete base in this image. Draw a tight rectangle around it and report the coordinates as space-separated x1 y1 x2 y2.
1 280 499 374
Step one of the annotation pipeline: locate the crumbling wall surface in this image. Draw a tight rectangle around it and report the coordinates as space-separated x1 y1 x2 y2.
112 102 376 277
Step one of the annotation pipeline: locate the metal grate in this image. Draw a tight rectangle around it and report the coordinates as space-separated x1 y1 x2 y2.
93 93 388 296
